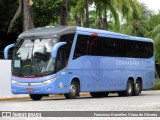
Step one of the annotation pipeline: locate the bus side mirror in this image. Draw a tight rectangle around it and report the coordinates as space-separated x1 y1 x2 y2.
4 44 15 59
51 42 67 58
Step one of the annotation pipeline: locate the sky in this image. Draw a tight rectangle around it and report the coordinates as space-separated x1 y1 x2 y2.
138 0 160 13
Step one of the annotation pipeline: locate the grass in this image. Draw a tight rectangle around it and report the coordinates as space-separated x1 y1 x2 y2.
152 78 160 90
152 83 160 90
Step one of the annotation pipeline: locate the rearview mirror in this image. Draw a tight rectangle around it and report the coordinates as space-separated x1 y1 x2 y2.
51 42 67 58
4 44 15 59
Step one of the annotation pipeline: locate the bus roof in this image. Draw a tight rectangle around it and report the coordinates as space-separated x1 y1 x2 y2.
18 26 153 42
76 27 153 43
18 26 76 38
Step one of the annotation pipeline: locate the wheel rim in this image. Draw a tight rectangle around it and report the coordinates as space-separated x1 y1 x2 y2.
135 83 140 92
128 83 132 93
70 84 76 95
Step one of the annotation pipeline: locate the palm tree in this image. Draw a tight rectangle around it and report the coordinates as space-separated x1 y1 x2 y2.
93 0 141 30
154 24 160 61
70 0 141 31
85 0 89 28
120 2 152 37
96 2 103 29
146 24 160 63
69 0 95 27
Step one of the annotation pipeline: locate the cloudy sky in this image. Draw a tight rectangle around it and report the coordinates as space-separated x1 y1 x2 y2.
138 0 160 13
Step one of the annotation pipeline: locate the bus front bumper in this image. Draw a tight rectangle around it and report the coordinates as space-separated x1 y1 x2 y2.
11 82 57 94
11 81 69 95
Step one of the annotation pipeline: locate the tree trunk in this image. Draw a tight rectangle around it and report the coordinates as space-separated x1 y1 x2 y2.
8 0 22 33
85 0 89 28
81 13 84 27
103 0 107 30
23 0 34 31
60 0 68 26
98 5 102 29
76 16 82 26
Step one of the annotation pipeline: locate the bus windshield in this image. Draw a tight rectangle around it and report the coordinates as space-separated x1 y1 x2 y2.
12 38 57 77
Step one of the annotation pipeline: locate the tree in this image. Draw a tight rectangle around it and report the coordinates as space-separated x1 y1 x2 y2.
153 24 160 63
8 0 22 33
0 0 22 52
85 0 89 28
23 0 34 31
96 2 103 29
148 12 160 30
120 3 151 37
32 0 61 27
8 0 34 32
146 13 160 63
60 0 68 25
93 0 141 31
71 0 87 27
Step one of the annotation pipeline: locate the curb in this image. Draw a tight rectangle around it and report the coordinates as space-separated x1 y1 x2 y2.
0 93 90 101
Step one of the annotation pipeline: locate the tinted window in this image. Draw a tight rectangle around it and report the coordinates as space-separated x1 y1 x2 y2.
55 34 75 72
88 36 103 56
73 34 153 59
103 38 126 57
127 40 153 58
73 35 90 59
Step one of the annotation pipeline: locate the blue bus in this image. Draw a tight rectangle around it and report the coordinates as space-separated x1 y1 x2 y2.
4 26 155 100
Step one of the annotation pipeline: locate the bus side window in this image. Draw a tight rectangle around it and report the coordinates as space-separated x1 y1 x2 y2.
55 34 75 72
88 36 103 56
56 47 67 71
73 34 90 59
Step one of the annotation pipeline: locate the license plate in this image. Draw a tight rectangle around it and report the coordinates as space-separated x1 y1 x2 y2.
26 88 34 92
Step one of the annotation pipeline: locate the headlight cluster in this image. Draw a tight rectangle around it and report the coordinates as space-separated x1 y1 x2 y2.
11 80 17 84
42 76 60 84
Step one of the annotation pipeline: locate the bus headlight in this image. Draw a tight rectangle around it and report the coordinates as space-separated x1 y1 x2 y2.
11 80 17 84
42 76 60 85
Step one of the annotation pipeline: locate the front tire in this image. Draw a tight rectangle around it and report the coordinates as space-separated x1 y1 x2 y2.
64 81 79 99
29 94 43 101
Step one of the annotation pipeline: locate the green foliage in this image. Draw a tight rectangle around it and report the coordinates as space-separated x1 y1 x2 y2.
121 0 141 21
148 13 160 30
152 83 160 90
32 0 61 27
120 2 152 37
147 13 160 62
154 27 160 63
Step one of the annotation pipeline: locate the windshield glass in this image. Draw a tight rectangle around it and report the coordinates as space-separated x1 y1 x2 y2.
12 38 57 77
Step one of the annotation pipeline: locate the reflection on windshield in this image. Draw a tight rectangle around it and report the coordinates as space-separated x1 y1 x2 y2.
12 38 57 77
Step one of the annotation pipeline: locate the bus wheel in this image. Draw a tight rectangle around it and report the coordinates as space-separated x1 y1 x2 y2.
64 81 79 99
133 80 141 96
90 92 109 98
118 80 133 96
29 94 42 101
126 80 133 96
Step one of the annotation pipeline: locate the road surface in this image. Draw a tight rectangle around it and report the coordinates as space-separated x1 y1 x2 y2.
0 90 160 120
